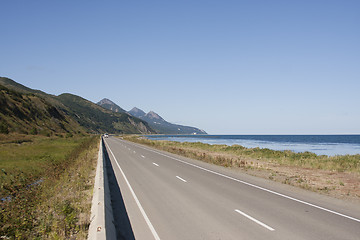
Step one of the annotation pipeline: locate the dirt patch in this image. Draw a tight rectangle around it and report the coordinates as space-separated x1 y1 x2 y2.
242 163 360 203
206 148 360 203
197 147 360 202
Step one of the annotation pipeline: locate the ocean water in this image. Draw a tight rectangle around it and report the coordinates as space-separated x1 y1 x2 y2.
146 135 360 156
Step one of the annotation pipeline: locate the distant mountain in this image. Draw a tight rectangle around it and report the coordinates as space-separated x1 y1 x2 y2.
97 98 126 113
0 77 155 135
145 111 165 122
58 94 154 134
128 107 146 118
99 99 207 134
127 107 207 135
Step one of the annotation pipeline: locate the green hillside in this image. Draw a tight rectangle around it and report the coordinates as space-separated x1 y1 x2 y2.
0 84 83 136
0 77 155 135
0 77 47 95
57 93 154 134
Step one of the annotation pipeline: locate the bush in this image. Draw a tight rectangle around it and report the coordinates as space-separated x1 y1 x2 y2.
0 121 9 134
30 127 38 135
66 133 73 138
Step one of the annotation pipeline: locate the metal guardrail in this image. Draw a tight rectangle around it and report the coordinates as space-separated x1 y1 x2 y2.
88 138 116 240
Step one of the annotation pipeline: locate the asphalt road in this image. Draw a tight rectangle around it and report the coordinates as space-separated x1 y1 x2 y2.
104 136 360 240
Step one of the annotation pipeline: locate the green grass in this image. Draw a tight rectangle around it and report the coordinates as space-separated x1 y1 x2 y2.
0 136 85 192
0 134 99 239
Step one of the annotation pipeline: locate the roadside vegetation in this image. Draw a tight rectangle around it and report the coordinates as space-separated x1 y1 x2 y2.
0 134 99 239
124 135 360 201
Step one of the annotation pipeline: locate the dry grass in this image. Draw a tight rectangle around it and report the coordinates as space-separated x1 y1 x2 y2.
34 137 98 239
0 134 99 239
124 136 360 202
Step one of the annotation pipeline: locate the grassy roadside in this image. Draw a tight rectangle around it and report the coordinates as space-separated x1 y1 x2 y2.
0 134 99 239
124 135 360 201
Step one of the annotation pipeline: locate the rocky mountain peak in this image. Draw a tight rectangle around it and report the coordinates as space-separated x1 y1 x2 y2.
128 107 146 118
97 98 115 105
125 106 207 134
146 111 164 121
97 98 125 113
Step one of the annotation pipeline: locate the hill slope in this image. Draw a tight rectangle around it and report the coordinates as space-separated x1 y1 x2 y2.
58 94 153 134
0 84 83 135
0 77 155 135
0 77 48 96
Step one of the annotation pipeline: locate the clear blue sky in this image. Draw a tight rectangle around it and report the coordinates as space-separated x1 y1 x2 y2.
1 1 359 134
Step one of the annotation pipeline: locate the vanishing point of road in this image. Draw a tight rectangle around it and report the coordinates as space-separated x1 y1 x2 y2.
104 136 360 240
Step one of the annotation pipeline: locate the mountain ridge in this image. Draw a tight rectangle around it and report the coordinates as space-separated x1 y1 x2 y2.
128 107 146 118
97 98 207 134
0 77 155 135
96 98 126 113
0 83 84 135
135 107 207 134
145 111 164 121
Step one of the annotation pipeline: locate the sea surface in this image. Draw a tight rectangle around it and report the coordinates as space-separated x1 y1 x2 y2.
146 135 360 156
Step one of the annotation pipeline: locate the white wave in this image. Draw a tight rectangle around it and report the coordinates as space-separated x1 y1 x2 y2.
151 136 360 156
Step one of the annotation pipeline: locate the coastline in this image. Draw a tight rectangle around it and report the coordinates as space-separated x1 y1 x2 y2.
146 134 360 156
125 135 360 203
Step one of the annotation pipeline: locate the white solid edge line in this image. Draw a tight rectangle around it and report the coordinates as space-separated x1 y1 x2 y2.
123 140 360 223
176 176 187 183
104 140 161 240
235 209 275 231
153 162 159 167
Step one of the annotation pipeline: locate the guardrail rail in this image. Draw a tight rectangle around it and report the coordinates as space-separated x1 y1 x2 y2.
88 137 116 240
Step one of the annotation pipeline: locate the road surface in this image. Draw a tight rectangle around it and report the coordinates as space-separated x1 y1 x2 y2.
104 136 360 240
